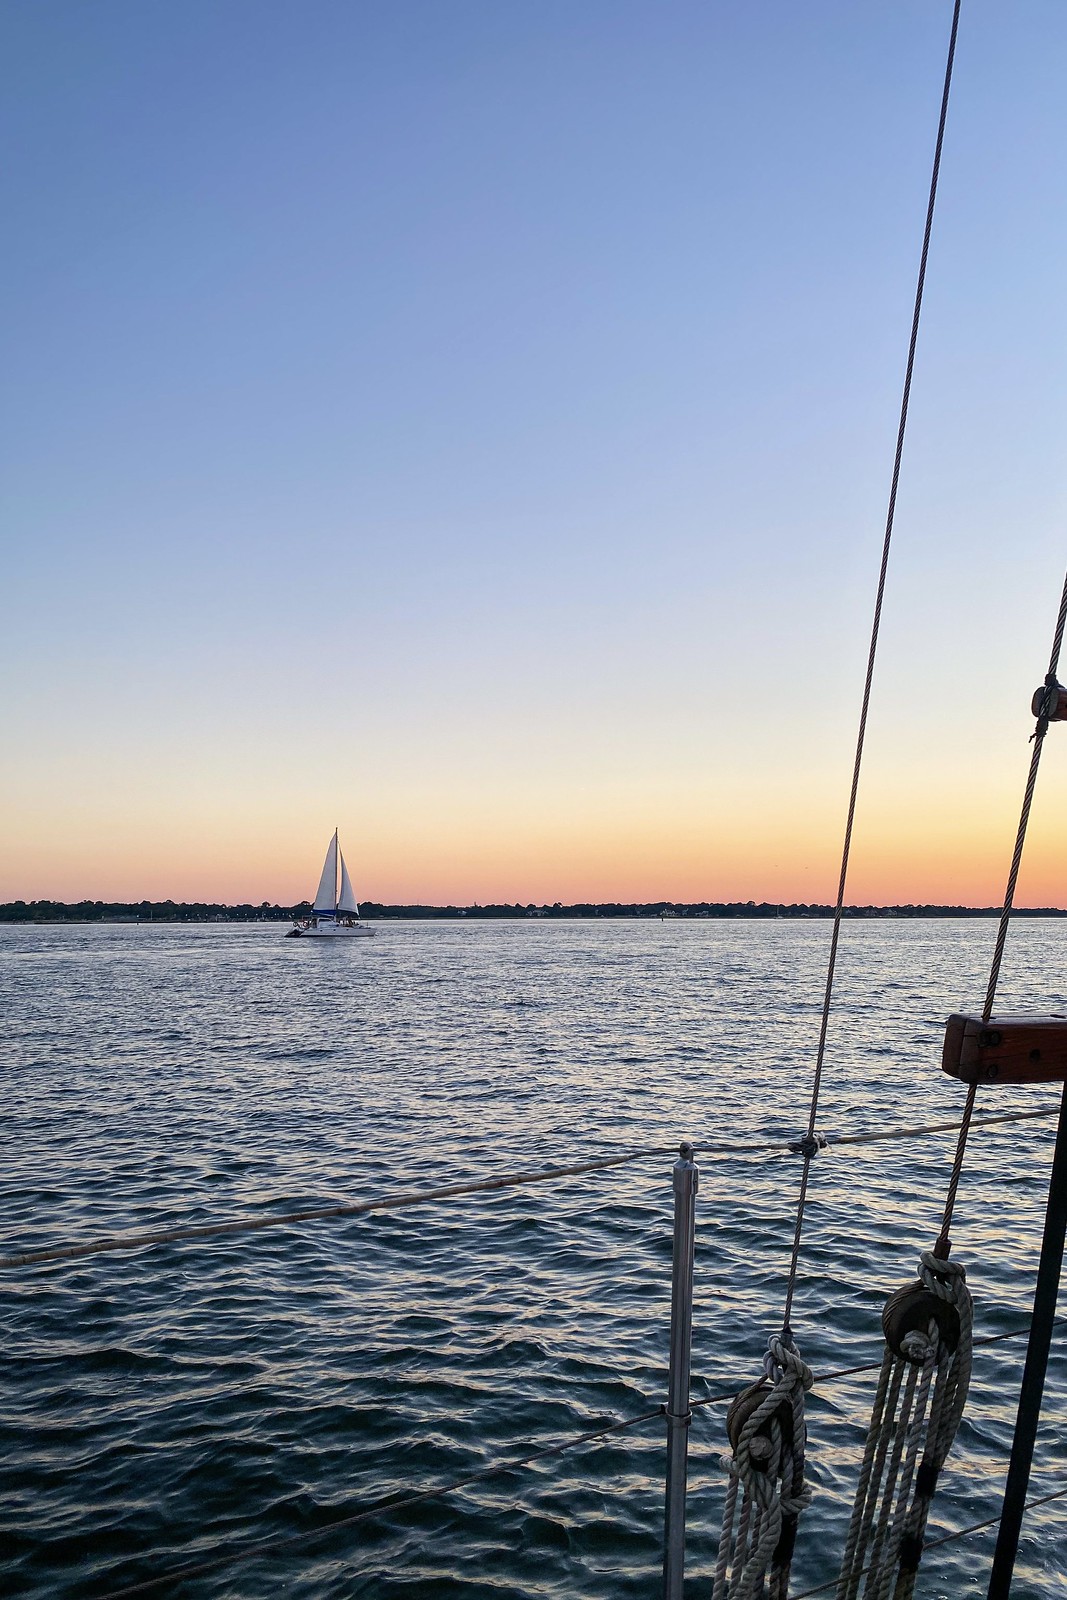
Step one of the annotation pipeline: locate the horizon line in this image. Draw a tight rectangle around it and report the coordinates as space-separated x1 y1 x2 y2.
4 896 1067 921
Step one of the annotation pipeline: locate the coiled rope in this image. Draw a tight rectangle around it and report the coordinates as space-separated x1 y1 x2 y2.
714 6 963 1594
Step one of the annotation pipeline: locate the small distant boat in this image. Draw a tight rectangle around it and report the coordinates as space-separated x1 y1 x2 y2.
287 830 375 939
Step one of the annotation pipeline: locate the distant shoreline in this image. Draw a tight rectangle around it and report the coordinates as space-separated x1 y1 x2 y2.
3 899 1066 924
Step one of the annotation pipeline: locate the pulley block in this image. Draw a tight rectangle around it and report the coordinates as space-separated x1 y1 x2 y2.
726 1377 794 1468
942 1013 1067 1085
1032 682 1067 721
882 1278 960 1362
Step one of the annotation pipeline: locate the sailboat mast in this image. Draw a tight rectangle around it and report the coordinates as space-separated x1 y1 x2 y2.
334 827 339 911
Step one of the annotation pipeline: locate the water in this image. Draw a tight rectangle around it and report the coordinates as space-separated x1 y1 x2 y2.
2 918 1066 1599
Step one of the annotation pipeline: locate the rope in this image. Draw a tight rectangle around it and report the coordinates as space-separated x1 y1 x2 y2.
1 1105 1056 1272
711 1338 815 1600
94 1405 664 1599
782 0 963 1330
836 1253 973 1600
936 564 1067 1257
0 1147 671 1270
826 1103 1056 1149
896 1263 974 1598
864 1351 933 1599
791 1482 1067 1600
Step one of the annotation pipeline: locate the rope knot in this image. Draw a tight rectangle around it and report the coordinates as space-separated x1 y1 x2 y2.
920 1250 966 1300
901 1326 935 1363
766 1333 814 1390
788 1132 829 1159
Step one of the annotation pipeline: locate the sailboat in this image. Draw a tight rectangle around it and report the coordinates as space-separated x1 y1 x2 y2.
287 830 375 938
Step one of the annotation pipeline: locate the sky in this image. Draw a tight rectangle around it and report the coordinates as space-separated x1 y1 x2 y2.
2 0 1066 908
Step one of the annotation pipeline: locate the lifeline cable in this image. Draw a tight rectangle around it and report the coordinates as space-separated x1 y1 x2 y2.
790 1481 1067 1600
93 1406 665 1599
85 1320 1065 1599
1 1103 1056 1271
689 1317 1067 1412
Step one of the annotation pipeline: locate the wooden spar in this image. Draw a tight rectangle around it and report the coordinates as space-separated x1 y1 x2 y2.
942 1014 1067 1086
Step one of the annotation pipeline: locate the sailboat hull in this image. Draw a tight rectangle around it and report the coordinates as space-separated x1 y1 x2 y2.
289 921 375 939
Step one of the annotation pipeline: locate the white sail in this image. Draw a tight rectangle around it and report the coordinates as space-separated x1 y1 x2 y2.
338 852 360 915
313 831 339 913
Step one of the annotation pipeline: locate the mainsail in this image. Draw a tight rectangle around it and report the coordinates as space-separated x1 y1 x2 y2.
337 852 360 916
313 831 339 914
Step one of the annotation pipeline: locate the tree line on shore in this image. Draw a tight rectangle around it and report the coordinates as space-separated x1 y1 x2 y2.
2 899 1065 923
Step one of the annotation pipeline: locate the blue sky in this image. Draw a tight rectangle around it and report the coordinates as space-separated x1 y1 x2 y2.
3 2 1066 904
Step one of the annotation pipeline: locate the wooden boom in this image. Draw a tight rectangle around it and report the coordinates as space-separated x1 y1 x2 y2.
942 1014 1067 1085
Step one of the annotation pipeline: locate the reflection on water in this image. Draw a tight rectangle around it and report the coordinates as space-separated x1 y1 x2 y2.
1 919 1065 1597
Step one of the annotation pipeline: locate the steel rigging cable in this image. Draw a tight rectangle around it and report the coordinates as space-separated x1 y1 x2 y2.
782 0 963 1333
713 8 966 1596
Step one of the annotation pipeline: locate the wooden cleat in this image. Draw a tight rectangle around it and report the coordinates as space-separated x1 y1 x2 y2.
942 1013 1067 1085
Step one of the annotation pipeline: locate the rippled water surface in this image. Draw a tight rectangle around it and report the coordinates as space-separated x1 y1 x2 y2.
3 918 1067 1598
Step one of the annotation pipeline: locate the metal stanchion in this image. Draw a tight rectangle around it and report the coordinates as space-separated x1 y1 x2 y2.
987 1078 1067 1600
663 1140 699 1600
